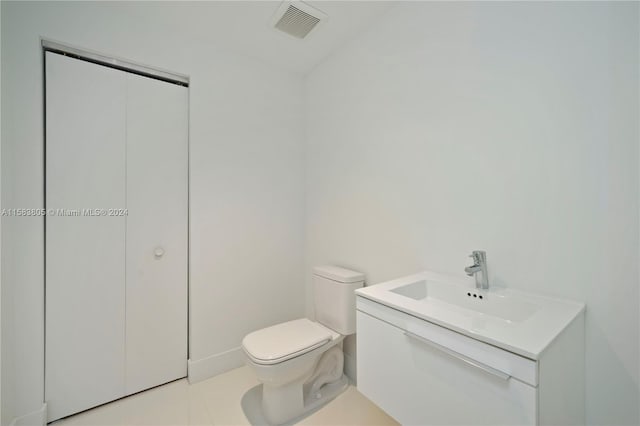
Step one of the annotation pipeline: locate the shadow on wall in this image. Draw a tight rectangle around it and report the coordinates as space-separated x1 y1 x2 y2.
586 321 640 425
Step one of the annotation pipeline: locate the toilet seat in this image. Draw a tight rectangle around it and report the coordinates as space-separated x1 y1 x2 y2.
242 318 337 365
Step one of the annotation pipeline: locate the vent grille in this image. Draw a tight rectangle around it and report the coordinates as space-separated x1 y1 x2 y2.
273 3 326 39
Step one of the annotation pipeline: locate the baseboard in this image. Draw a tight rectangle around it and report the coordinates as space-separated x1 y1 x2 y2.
188 347 244 384
9 403 47 426
344 352 356 385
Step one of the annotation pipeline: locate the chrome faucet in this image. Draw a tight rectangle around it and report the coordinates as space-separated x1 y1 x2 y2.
465 250 489 289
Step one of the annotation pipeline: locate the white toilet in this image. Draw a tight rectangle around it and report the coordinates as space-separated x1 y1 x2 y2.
241 266 365 425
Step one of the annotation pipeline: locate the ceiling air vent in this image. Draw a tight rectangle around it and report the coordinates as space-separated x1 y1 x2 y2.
272 1 328 40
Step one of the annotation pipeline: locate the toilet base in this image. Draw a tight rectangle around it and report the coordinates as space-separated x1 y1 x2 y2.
302 374 349 415
241 376 349 425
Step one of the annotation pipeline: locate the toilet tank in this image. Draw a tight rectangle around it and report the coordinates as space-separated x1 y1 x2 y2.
313 266 365 335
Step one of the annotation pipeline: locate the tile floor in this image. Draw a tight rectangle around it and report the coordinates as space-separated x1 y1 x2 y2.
53 366 398 426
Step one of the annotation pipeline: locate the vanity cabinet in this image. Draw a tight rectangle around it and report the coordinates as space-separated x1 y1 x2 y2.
356 296 585 426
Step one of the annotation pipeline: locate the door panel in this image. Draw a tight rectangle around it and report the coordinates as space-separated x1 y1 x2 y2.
125 73 188 395
45 52 188 420
45 52 127 422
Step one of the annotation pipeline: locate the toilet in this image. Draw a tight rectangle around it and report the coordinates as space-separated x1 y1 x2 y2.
241 266 365 425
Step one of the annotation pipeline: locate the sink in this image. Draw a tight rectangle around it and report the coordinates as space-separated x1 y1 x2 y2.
390 281 427 299
389 279 539 322
355 270 585 359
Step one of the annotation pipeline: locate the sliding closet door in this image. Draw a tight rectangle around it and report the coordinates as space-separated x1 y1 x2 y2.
45 52 127 421
125 73 188 395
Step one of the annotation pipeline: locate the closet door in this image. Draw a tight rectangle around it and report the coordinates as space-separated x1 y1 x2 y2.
45 52 127 421
45 51 188 422
125 73 188 395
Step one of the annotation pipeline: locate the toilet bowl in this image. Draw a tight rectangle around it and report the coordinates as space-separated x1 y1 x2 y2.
241 266 364 425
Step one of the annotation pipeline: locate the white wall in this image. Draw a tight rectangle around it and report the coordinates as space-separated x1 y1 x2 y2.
0 0 15 421
1 1 305 423
0 0 3 422
305 2 639 425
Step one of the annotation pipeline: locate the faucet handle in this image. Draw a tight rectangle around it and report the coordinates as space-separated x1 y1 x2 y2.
470 250 486 263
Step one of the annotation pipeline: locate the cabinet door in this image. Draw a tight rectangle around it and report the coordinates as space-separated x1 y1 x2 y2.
357 311 537 426
45 52 127 422
125 73 188 395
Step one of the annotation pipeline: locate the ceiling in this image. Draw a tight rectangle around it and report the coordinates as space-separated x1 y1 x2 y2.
123 1 395 74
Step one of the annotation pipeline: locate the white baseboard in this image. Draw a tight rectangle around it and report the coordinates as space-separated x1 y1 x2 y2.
9 403 47 426
344 352 356 385
188 347 244 384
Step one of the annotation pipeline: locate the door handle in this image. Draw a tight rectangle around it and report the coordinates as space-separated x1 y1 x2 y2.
403 331 511 381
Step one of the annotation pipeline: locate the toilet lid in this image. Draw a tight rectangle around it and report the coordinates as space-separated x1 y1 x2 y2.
242 319 334 365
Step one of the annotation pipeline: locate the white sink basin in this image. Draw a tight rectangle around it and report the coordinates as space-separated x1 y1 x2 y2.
389 279 539 322
356 271 584 359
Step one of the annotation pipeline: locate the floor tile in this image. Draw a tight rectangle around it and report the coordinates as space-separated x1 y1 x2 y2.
53 379 212 426
196 367 259 425
51 367 398 426
300 386 397 426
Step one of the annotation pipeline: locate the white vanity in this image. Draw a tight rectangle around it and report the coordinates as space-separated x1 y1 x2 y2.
355 271 585 426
